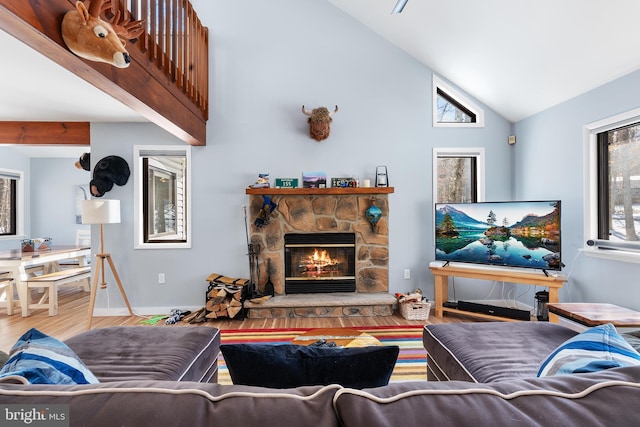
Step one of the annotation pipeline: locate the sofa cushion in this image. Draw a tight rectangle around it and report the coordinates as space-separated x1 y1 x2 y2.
0 328 99 385
621 329 640 352
221 343 399 389
538 323 640 377
64 326 221 383
423 322 578 382
333 365 640 427
0 381 343 427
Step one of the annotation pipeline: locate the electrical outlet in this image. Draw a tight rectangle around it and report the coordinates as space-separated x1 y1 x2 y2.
158 273 165 284
403 269 411 279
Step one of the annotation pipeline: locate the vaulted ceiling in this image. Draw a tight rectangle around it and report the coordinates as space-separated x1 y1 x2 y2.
329 0 640 122
2 0 640 134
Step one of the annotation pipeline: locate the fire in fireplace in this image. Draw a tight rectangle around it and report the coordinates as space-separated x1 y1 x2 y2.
284 233 356 293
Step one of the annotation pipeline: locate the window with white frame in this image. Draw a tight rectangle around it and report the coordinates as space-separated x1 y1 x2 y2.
0 168 24 239
584 108 640 261
134 145 191 249
433 148 485 203
433 75 485 127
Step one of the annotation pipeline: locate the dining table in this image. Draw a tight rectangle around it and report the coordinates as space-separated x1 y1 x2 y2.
0 245 91 316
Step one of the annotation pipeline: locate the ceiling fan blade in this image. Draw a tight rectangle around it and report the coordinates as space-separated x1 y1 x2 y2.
391 0 408 14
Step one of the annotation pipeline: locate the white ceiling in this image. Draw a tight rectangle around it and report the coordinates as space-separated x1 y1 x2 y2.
0 29 145 158
2 0 640 156
329 0 640 122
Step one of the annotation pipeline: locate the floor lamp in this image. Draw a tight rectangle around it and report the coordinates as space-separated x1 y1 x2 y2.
82 199 133 329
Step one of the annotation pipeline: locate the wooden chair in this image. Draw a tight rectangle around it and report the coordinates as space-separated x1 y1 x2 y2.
59 228 92 283
0 271 18 315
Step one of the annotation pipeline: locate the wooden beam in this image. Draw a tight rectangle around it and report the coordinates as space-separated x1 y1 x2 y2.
0 122 89 145
0 0 206 146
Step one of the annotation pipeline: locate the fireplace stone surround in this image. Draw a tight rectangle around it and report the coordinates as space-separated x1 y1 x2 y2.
245 187 395 318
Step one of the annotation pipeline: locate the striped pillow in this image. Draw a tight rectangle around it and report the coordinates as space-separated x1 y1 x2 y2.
0 328 99 385
538 323 640 377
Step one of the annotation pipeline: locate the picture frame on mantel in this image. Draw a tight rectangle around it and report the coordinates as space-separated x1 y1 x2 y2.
302 171 327 188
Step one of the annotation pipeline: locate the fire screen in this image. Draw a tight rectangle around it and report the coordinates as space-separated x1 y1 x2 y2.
284 233 356 293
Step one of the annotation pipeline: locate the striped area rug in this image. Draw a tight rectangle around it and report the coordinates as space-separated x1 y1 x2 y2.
218 325 427 385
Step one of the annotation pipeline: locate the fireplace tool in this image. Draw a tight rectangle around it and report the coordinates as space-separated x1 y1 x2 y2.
243 206 260 298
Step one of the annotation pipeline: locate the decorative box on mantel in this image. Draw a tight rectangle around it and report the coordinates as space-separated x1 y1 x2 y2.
245 187 395 318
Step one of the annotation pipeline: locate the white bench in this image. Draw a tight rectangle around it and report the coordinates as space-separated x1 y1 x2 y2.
0 272 18 315
24 267 91 316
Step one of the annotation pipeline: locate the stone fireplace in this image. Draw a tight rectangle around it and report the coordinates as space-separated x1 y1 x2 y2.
244 187 395 318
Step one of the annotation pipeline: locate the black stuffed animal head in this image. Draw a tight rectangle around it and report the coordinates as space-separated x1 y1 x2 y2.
90 178 115 198
90 155 131 197
75 152 90 171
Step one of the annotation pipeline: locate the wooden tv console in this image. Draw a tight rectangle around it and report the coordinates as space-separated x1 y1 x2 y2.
429 263 567 323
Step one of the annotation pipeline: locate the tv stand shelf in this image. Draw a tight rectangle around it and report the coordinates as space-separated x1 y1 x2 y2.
429 264 567 323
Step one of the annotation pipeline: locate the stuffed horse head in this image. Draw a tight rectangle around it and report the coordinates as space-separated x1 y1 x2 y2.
62 0 144 68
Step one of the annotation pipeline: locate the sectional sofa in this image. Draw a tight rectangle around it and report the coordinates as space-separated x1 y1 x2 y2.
1 323 639 426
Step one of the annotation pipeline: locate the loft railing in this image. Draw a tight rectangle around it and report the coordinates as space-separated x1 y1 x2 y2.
111 0 209 120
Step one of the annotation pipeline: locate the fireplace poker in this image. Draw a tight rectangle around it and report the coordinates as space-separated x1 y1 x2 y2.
243 206 259 298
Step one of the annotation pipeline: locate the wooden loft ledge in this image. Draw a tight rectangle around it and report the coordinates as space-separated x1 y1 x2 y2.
0 0 208 146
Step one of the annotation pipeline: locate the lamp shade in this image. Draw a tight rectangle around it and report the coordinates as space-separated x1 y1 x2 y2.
82 199 121 225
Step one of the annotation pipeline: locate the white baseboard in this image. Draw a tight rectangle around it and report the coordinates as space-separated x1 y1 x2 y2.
92 305 203 317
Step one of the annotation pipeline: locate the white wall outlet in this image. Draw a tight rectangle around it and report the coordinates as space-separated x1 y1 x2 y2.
158 273 166 284
403 269 411 279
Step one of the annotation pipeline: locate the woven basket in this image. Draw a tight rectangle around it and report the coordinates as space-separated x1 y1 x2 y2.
399 301 431 321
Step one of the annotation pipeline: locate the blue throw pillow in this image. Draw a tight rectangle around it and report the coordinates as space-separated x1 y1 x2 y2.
538 323 640 377
0 328 99 384
221 343 399 389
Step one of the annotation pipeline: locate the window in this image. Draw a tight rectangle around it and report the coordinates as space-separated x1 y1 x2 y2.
584 108 640 261
433 148 485 203
134 145 191 249
433 75 484 127
436 88 476 124
0 168 24 239
597 123 640 242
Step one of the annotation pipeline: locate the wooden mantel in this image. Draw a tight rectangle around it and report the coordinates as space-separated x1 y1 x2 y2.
246 187 395 195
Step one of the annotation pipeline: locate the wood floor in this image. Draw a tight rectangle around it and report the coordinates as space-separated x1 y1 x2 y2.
0 286 475 353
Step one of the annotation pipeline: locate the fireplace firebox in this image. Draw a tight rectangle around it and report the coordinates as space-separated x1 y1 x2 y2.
284 233 356 293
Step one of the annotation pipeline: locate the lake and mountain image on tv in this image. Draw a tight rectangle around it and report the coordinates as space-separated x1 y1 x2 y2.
435 201 562 271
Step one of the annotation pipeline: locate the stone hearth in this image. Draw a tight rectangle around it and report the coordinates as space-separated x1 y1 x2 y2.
246 187 394 318
244 292 396 318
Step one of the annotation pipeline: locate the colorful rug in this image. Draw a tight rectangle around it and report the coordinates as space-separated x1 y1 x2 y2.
218 325 427 385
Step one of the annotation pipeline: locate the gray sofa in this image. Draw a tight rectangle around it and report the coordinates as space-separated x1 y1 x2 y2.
1 324 640 426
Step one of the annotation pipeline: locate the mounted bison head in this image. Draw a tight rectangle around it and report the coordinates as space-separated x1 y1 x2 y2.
62 0 144 68
302 105 338 141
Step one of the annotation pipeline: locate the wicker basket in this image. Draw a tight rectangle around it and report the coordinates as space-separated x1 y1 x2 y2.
399 301 431 321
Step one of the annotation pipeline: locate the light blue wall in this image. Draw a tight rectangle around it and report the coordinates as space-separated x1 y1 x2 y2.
30 158 90 245
4 1 637 314
514 70 640 310
0 147 30 251
86 0 512 314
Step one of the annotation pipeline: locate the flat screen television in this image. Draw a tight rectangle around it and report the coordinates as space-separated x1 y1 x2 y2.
435 200 562 271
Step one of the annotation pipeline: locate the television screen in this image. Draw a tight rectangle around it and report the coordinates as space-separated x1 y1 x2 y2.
435 201 561 271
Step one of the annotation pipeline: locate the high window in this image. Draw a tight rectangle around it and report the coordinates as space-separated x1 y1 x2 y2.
433 75 484 128
0 168 24 239
584 109 640 261
432 148 485 203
